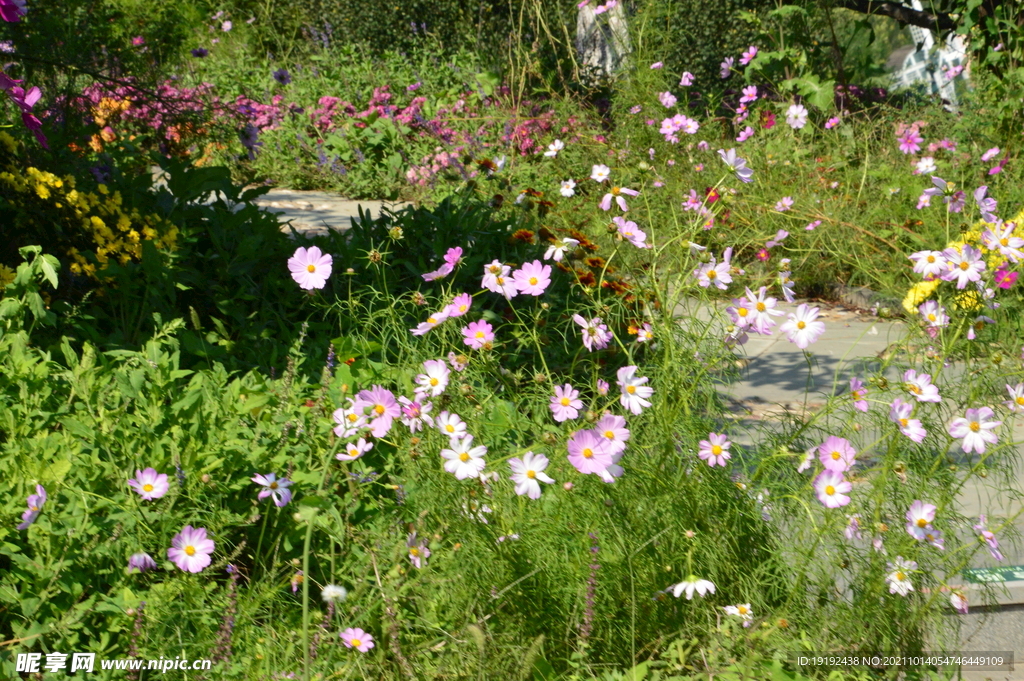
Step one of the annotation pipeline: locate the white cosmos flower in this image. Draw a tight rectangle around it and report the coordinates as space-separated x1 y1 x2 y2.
544 139 564 157
508 451 555 499
886 556 917 596
590 164 611 183
671 577 716 600
560 179 576 197
441 435 488 479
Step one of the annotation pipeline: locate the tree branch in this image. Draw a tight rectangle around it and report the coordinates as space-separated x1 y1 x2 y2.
831 0 958 32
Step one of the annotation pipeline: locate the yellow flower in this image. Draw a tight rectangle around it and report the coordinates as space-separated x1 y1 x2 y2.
902 279 941 314
0 264 15 287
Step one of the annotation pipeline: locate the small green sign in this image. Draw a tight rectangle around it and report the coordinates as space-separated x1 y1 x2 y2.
962 566 1024 584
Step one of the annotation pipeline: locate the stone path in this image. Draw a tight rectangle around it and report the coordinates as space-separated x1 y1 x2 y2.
267 189 1024 676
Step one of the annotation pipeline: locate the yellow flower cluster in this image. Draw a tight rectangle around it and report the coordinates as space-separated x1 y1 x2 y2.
902 206 1024 314
0 132 178 278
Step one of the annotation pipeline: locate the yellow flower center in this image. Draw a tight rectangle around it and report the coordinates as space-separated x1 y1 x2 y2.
185 546 196 556
374 405 385 415
496 276 505 285
899 418 908 427
738 307 748 317
756 302 767 312
707 269 717 279
1000 238 1009 246
526 470 536 479
831 451 841 460
410 547 419 556
269 481 278 490
306 264 316 273
917 518 928 528
348 447 358 456
529 276 539 285
959 261 970 270
797 321 806 329
427 317 438 324
582 448 593 459
926 255 935 263
825 485 835 495
445 424 455 433
143 483 154 492
347 414 359 423
604 430 615 440
430 377 439 386
459 452 470 462
489 265 500 273
560 397 571 406
906 383 921 395
738 606 748 615
1016 397 1024 406
626 385 636 394
459 304 468 312
895 571 905 581
969 421 980 432
711 445 722 455
927 314 936 321
351 639 362 648
475 331 485 338
30 505 38 511
611 186 621 195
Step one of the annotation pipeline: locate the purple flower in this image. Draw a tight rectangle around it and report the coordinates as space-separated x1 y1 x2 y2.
340 627 375 652
849 377 868 412
948 407 1001 454
16 484 46 529
736 126 754 143
897 127 923 154
818 436 856 473
890 398 927 443
573 315 612 351
128 552 157 573
720 57 734 79
191 48 209 58
550 384 583 422
353 386 401 437
462 320 495 349
567 430 613 475
273 68 291 85
509 452 555 499
168 525 215 573
718 148 754 183
973 515 1003 561
658 91 677 108
252 473 293 507
128 468 169 501
679 72 694 87
739 45 758 65
940 244 985 289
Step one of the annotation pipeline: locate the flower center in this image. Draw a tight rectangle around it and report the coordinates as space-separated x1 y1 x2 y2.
475 331 485 338
430 378 439 386
496 276 505 285
459 305 467 312
899 418 908 427
529 276 539 285
756 302 767 312
427 317 438 324
796 321 806 329
825 485 835 495
269 482 278 490
959 261 970 270
347 414 359 423
445 424 455 433
560 397 571 406
969 421 980 432
831 451 841 460
711 445 723 455
895 571 905 581
30 505 38 511
738 606 748 615
626 385 636 394
927 314 936 321
351 639 362 648
185 545 196 556
738 308 748 317
917 518 928 528
604 431 615 440
611 186 621 195
410 547 419 556
374 405 385 415
926 255 935 263
143 483 154 492
1001 238 1009 246
707 269 717 279
459 452 470 462
306 264 316 273
906 383 921 395
582 448 593 459
526 470 536 479
1017 397 1024 406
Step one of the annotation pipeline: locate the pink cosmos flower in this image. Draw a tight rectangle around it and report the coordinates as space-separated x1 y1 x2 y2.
650 61 663 69
909 250 946 279
818 436 856 472
890 398 926 443
727 294 754 329
354 385 401 438
806 220 821 231
594 414 630 454
340 627 375 652
16 484 45 529
774 197 794 212
849 377 868 412
128 468 169 501
168 525 215 573
462 320 495 349
981 147 1001 162
573 314 612 352
739 86 758 104
614 216 650 248
720 57 734 78
414 359 450 398
825 117 841 129
513 260 552 295
288 246 333 290
566 430 613 475
903 370 941 403
398 396 433 432
635 323 654 343
844 514 862 540
973 515 1003 561
482 260 519 299
448 352 468 372
252 473 293 506
337 437 373 462
407 532 430 568
1004 383 1024 412
658 91 677 108
509 452 555 499
941 244 985 288
332 400 367 438
544 237 579 261
948 407 1001 454
717 148 754 183
441 435 488 479
599 185 640 212
739 45 758 66
617 365 653 415
905 499 937 541
410 309 450 336
886 557 916 595
736 126 754 143
919 300 949 328
590 164 611 182
780 304 825 349
743 286 782 335
698 432 732 467
950 590 968 615
814 469 851 508
679 72 694 86
550 384 583 422
984 223 1024 263
0 0 27 22
128 552 157 573
596 379 609 396
445 293 473 318
694 249 733 290
422 247 463 281
897 127 923 154
755 248 770 262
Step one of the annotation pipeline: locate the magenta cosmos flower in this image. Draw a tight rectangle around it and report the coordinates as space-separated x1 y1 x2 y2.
422 247 463 281
617 365 654 415
462 319 495 350
341 627 375 652
814 469 851 508
567 430 613 475
16 484 46 529
337 437 373 462
0 0 27 22
252 473 293 507
410 309 450 336
818 436 856 472
849 377 868 412
509 451 556 499
897 127 923 154
353 385 401 438
948 407 1001 454
974 515 1004 561
513 260 552 296
445 292 473 318
288 246 333 290
780 304 825 350
550 384 583 422
168 525 215 573
693 251 733 290
698 433 731 467
128 468 169 501
573 315 612 351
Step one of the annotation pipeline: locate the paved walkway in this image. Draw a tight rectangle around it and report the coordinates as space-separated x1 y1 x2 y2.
267 190 1024 671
